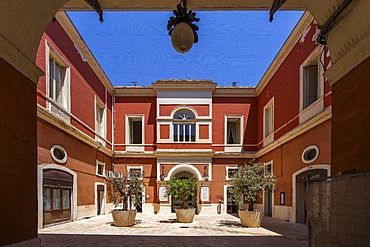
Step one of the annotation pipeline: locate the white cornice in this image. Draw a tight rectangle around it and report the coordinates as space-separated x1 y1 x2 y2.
0 33 43 84
37 105 113 156
56 12 114 94
114 151 155 158
255 12 313 95
154 149 215 157
114 87 156 96
325 32 370 85
213 87 256 97
153 80 217 91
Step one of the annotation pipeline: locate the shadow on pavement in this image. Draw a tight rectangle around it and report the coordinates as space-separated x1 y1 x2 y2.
39 234 308 247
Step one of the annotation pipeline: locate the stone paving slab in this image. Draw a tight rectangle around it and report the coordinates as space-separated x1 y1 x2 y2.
39 213 308 246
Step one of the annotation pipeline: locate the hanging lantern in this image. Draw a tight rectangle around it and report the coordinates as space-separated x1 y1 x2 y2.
167 0 200 54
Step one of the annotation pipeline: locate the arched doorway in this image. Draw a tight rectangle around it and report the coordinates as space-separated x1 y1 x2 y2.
42 169 73 226
294 168 328 223
170 170 198 213
38 164 77 229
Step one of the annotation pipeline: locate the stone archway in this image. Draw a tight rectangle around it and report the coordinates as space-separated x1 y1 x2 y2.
292 164 330 223
37 164 77 229
167 164 201 213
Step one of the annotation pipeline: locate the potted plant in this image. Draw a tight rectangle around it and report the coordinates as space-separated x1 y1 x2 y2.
106 171 144 227
229 159 277 227
164 176 198 223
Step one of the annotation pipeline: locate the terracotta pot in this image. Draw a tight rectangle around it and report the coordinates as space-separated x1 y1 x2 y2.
112 209 137 227
153 203 160 214
238 209 264 227
175 208 195 223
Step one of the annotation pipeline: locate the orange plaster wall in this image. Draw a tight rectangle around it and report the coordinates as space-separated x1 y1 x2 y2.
199 125 209 139
36 21 114 144
0 57 38 245
257 21 332 144
114 96 157 150
113 158 157 203
37 120 112 206
160 125 170 139
212 97 257 149
258 119 331 206
332 57 370 174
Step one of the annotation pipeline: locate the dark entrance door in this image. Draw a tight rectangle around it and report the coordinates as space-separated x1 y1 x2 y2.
43 169 73 226
296 169 327 223
97 185 104 215
227 187 238 214
264 189 273 216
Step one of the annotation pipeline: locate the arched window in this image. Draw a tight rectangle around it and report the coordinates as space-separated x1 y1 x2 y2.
173 109 196 142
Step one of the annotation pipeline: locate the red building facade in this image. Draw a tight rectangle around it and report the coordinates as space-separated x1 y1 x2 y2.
36 11 331 227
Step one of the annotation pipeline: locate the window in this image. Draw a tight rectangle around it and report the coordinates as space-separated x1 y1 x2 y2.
48 55 69 111
129 118 143 144
299 49 325 124
95 99 106 139
227 118 241 144
302 145 319 164
263 98 274 147
50 145 67 163
303 57 319 109
264 105 273 137
226 167 238 180
264 162 273 177
173 109 196 142
126 115 144 152
96 161 105 176
128 166 143 179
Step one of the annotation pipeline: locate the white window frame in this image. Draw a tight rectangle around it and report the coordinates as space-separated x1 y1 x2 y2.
226 166 239 181
95 96 107 144
301 145 320 164
50 144 68 163
126 115 145 152
263 97 274 147
127 166 144 180
96 160 106 177
171 108 197 143
299 47 325 124
224 115 244 152
264 161 273 177
45 41 71 117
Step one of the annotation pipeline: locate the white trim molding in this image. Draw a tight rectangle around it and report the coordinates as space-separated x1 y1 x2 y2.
263 97 274 147
166 164 203 181
301 145 320 164
299 46 325 124
94 182 107 215
125 114 145 152
292 164 331 223
226 166 238 181
37 164 77 229
224 115 244 152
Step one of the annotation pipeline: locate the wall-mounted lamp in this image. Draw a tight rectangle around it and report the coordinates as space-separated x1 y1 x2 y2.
203 165 209 181
146 194 150 200
167 0 200 54
160 166 165 181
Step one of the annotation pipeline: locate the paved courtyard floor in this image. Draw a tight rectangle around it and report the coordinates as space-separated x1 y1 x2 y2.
39 213 308 247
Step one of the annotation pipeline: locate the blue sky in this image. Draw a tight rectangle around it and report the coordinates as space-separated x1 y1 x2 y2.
67 11 303 87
